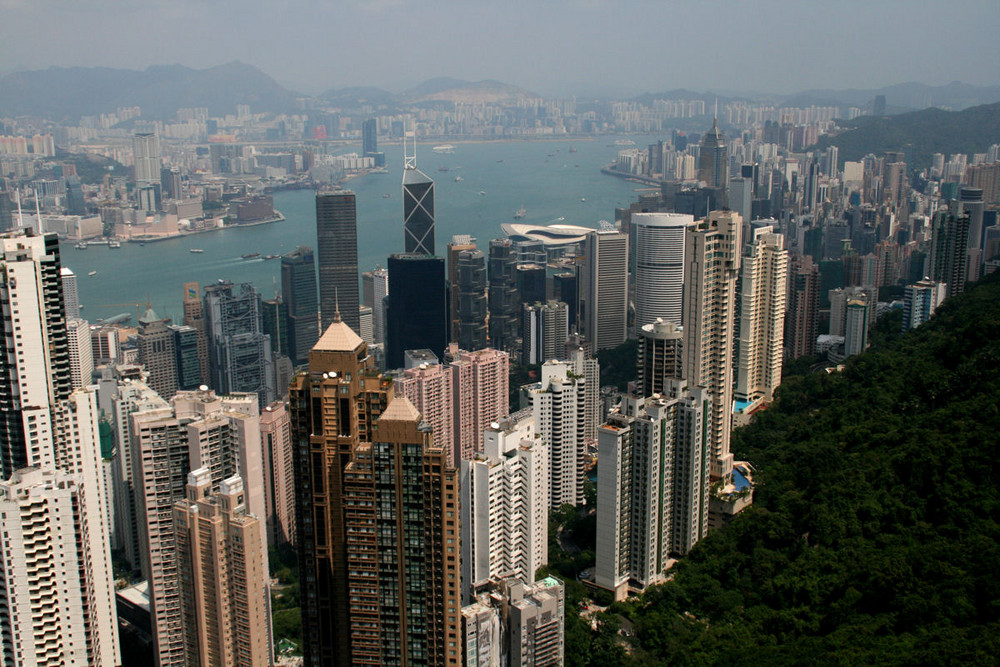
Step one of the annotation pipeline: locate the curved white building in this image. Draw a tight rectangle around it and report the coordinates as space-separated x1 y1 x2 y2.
632 212 693 329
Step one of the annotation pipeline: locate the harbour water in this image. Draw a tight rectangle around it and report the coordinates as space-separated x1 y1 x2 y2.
66 137 650 324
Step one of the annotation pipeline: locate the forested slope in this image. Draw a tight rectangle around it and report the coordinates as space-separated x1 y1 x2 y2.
616 274 1000 665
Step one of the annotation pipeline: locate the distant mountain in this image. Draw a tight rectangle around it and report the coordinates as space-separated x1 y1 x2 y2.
783 81 1000 113
404 77 473 98
810 101 1000 168
318 86 398 108
0 62 300 120
405 78 536 105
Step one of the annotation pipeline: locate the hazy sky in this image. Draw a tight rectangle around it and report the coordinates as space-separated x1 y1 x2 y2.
2 0 998 96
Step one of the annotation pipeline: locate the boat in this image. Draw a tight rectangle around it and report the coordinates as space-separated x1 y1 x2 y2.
88 270 97 276
370 167 389 174
108 240 121 249
478 191 486 196
514 205 527 220
432 145 455 154
74 242 87 249
614 139 636 146
189 248 204 254
454 176 463 182
383 193 392 199
569 147 578 153
263 254 280 260
241 252 260 259
581 198 587 202
438 165 450 172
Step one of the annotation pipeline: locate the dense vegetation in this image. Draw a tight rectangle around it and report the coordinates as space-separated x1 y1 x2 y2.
810 101 1000 169
584 273 1000 665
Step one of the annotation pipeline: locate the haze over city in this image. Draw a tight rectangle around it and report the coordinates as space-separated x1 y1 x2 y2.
2 0 999 95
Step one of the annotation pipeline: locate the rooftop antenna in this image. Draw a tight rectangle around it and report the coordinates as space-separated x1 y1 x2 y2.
403 119 416 171
333 287 341 323
33 189 43 235
714 97 718 122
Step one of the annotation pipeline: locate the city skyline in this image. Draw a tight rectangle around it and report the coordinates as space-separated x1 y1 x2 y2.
1 1 998 97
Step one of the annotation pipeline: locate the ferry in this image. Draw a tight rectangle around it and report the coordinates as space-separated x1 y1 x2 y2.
74 242 88 249
370 167 389 174
514 205 527 220
614 139 636 146
478 191 486 196
383 193 392 198
263 254 280 260
88 270 97 276
432 145 455 154
454 176 463 182
189 248 204 253
241 252 260 259
108 240 121 249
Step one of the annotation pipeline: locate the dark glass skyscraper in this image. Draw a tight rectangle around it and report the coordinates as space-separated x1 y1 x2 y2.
488 238 519 353
362 118 377 157
403 167 435 255
316 191 360 333
281 245 319 365
699 118 728 196
385 253 447 369
455 249 488 350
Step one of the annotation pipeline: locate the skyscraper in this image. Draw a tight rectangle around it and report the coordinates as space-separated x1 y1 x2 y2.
182 282 210 385
681 210 741 482
203 280 276 408
448 346 510 462
362 118 378 158
929 209 971 298
735 224 787 404
455 248 488 350
632 212 693 329
579 229 629 351
173 470 270 666
637 319 683 399
260 401 296 546
316 190 360 332
281 245 320 365
385 253 448 369
403 148 436 255
66 316 94 390
488 238 520 353
61 266 80 319
395 360 456 464
136 307 179 399
522 300 569 365
844 298 870 358
134 132 161 212
361 266 389 345
698 118 728 193
290 316 394 666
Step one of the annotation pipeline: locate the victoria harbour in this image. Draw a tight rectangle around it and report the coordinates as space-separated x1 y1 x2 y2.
65 138 644 323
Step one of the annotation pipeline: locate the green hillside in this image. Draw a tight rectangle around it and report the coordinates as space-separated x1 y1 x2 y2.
600 274 1000 666
811 102 1000 170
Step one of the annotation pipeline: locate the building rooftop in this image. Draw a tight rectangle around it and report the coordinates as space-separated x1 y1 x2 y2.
315 318 363 352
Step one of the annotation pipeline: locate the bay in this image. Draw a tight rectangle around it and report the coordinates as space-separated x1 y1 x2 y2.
66 137 649 324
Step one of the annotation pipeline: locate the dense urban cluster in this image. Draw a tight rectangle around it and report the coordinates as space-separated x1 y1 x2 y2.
0 81 997 667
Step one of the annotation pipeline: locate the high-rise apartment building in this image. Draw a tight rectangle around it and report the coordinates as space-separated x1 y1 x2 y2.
403 157 436 255
462 578 565 667
395 360 456 464
203 280 276 408
130 389 267 667
316 191 361 332
173 470 270 667
488 238 520 353
385 253 447 369
785 255 819 358
523 360 586 508
735 224 787 404
844 298 870 358
259 401 295 546
448 345 510 461
460 411 548 602
579 229 629 351
0 467 120 666
595 391 706 600
0 231 119 665
681 210 741 481
632 212 693 329
902 278 946 331
290 316 394 666
281 245 320 365
341 397 461 666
